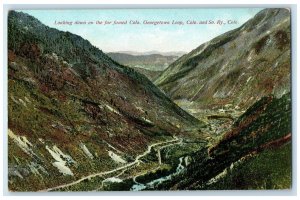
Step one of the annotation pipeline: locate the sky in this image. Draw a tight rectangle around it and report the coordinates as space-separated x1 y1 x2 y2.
21 8 263 53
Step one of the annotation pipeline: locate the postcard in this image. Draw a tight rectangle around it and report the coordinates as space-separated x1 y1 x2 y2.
7 8 291 192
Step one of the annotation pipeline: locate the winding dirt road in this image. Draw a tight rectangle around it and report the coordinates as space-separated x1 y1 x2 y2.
39 136 181 192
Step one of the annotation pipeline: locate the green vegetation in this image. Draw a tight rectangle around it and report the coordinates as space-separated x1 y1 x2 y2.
102 179 135 191
150 93 291 190
135 165 172 184
204 143 292 189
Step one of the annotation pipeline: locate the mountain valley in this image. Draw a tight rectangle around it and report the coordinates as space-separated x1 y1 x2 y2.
7 8 292 192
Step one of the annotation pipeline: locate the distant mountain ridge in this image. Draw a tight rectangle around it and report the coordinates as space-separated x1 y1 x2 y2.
107 53 178 81
107 52 178 71
109 51 187 57
107 52 179 80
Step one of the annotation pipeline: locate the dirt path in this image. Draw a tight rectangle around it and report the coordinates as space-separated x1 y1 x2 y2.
39 136 181 192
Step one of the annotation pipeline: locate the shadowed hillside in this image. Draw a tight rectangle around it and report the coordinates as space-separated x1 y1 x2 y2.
8 11 204 191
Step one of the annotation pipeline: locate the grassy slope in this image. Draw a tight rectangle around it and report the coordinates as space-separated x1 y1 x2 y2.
151 93 291 190
204 142 291 190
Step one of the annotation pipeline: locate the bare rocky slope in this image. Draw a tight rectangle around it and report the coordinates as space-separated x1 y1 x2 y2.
155 8 291 110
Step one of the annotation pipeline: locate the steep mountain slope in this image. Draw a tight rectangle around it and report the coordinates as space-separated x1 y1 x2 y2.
155 8 290 110
107 53 178 80
151 93 291 190
7 11 204 191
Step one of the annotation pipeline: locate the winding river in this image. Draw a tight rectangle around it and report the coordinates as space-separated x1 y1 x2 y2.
130 156 187 191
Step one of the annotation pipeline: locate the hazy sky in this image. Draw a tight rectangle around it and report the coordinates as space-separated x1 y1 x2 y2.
22 8 263 53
